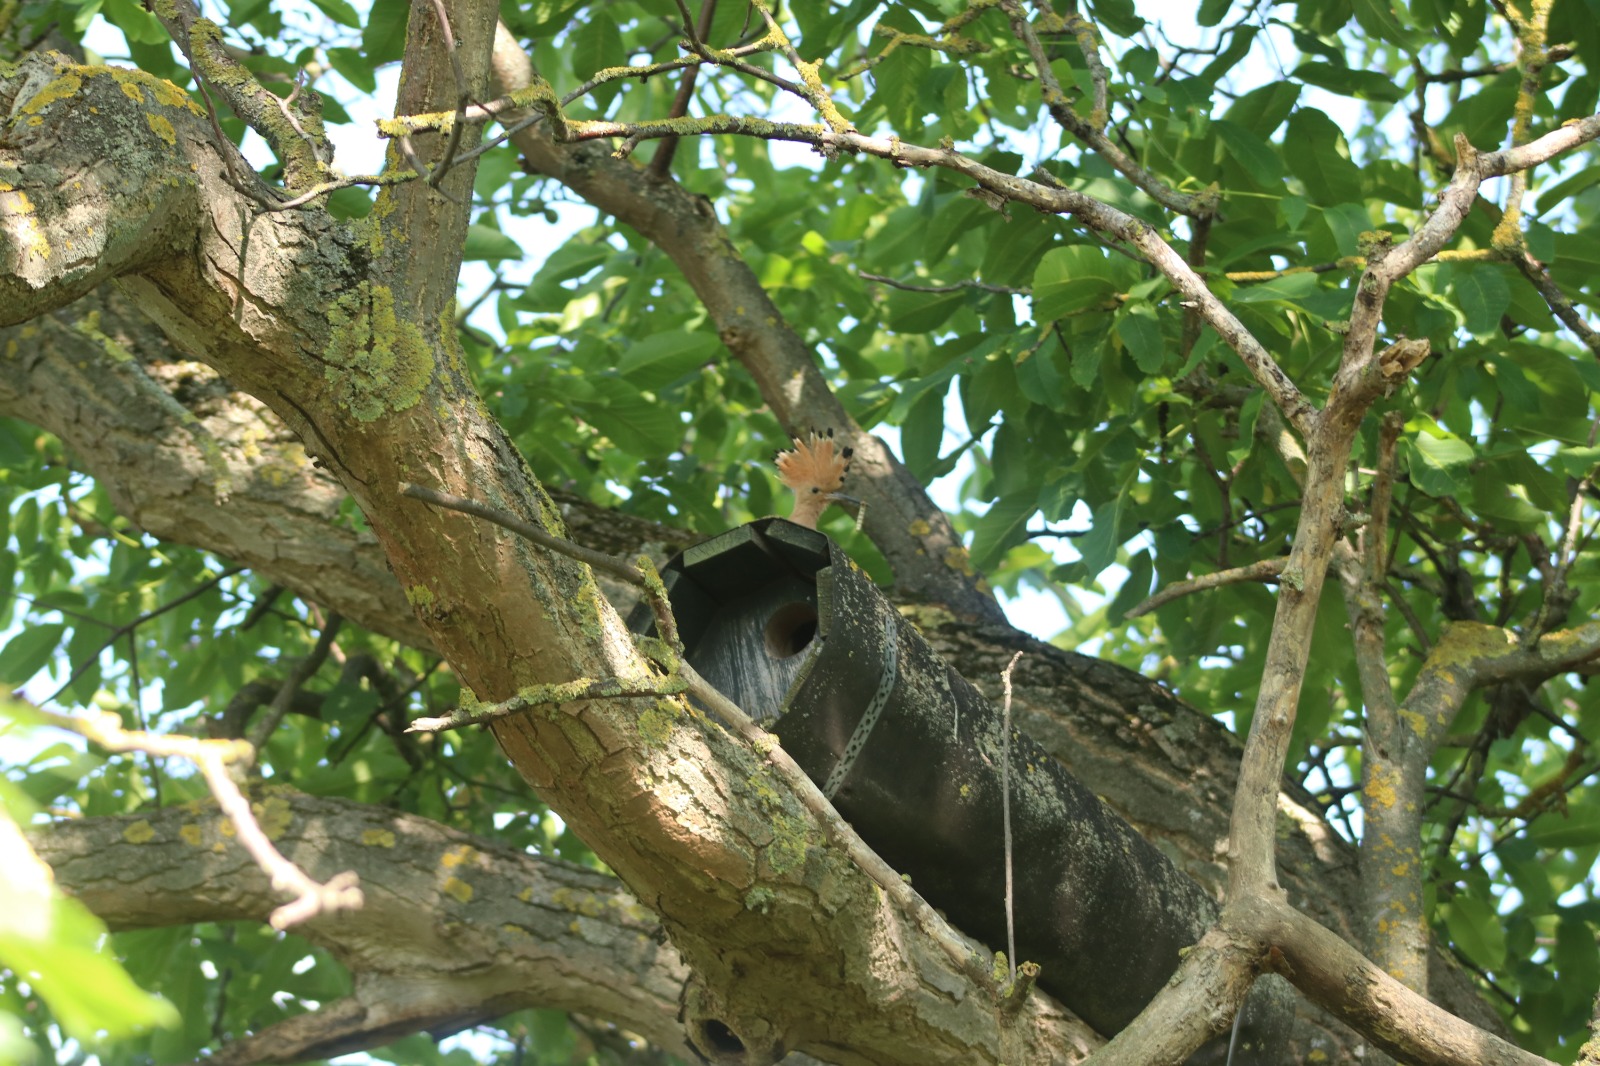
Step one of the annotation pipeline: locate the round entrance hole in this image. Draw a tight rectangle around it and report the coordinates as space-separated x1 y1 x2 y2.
764 601 819 659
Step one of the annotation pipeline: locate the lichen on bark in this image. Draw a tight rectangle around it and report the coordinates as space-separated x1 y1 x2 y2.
322 281 433 422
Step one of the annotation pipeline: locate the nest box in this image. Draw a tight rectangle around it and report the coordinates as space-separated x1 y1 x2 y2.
631 517 1292 1061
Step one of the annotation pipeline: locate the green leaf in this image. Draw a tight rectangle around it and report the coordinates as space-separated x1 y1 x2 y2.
326 186 374 221
618 331 721 389
1115 305 1166 373
1450 266 1511 337
1443 892 1507 969
570 15 626 109
101 0 169 44
1284 109 1366 206
1092 0 1145 36
536 240 613 285
1291 60 1408 102
0 727 179 1042
969 494 1037 573
1321 203 1375 258
1554 444 1600 478
1197 0 1232 26
902 384 947 480
872 39 932 134
1533 166 1600 215
1075 497 1126 579
1108 549 1154 620
580 379 682 456
1212 119 1284 185
1033 245 1136 321
887 289 969 333
1353 0 1418 46
1069 337 1105 389
308 0 361 28
0 624 66 686
1405 427 1475 497
1525 807 1600 849
1014 338 1066 410
362 0 410 65
1223 82 1302 137
326 47 377 93
462 224 524 263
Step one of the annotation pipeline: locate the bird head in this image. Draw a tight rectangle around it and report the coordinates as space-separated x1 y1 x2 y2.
775 429 858 529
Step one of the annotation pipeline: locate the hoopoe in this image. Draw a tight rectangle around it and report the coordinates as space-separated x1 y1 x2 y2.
775 428 859 529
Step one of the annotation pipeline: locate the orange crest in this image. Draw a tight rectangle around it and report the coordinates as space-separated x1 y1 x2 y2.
775 429 854 527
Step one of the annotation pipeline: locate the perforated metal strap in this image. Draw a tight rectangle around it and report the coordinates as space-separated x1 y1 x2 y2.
822 614 899 800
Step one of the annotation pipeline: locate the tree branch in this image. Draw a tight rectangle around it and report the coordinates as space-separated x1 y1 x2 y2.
488 25 1005 623
33 790 694 1061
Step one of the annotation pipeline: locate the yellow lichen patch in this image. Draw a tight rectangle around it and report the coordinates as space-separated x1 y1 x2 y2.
1365 765 1398 809
361 828 396 848
404 585 434 609
1396 707 1427 736
550 886 606 917
943 543 975 575
0 187 51 260
442 875 473 903
179 824 203 847
18 72 82 115
1431 621 1517 667
517 886 534 903
323 282 434 422
122 819 156 844
441 843 478 869
908 518 931 536
144 111 177 146
764 812 809 875
502 923 533 938
103 64 201 114
636 697 682 749
252 795 293 841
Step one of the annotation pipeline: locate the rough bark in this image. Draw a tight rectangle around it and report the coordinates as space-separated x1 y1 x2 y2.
0 28 1522 1066
0 289 695 646
3 46 1084 1066
31 790 691 1062
0 293 1509 1060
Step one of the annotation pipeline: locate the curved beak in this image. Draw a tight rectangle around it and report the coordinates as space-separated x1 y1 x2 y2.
826 493 865 528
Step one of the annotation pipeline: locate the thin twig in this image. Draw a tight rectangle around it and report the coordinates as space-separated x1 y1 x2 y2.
651 0 719 179
1125 557 1287 619
24 702 362 930
1367 412 1404 583
424 0 472 186
400 482 680 650
402 483 644 589
407 671 689 733
45 567 245 705
858 270 1027 295
999 0 1213 218
246 615 343 754
1000 650 1023 985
